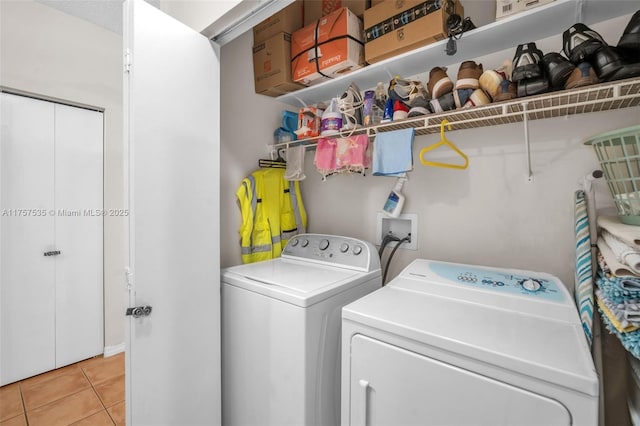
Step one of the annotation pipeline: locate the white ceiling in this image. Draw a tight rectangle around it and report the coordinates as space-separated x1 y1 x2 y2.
35 0 160 34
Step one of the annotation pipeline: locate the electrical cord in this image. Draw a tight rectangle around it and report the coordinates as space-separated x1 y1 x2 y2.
378 233 401 285
382 235 411 285
378 232 401 258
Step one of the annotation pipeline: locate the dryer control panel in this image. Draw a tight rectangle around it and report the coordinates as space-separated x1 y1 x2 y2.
282 234 380 272
427 262 566 302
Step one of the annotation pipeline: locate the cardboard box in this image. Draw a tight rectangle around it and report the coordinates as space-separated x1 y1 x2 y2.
363 0 463 64
291 7 366 86
496 0 555 20
253 33 306 97
297 105 323 138
303 0 370 26
253 1 304 44
370 0 384 5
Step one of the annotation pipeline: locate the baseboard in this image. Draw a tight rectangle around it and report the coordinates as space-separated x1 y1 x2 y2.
103 342 125 357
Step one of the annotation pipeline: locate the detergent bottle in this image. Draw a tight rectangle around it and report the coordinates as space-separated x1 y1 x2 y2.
382 176 407 218
320 98 342 136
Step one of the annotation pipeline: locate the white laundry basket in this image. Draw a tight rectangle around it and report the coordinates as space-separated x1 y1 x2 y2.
585 125 640 226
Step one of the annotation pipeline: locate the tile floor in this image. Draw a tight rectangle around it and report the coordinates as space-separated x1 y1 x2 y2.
0 352 125 426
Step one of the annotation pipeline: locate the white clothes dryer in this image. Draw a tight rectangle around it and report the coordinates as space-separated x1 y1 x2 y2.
341 259 598 426
222 234 381 426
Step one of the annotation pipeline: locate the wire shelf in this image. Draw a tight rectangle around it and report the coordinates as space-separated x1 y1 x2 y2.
273 76 640 150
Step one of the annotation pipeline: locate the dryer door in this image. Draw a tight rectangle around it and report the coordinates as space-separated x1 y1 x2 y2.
348 335 571 426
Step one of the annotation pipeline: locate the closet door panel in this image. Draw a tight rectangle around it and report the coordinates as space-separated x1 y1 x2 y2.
0 93 56 385
54 104 104 367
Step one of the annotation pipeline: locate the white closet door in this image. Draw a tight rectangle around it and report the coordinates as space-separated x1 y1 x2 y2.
54 103 104 367
0 93 56 385
124 0 220 424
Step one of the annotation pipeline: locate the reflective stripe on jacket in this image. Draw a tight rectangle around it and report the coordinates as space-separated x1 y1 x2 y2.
236 168 307 264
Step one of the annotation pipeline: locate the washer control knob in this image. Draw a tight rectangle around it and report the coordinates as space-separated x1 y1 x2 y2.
319 239 330 250
353 245 363 255
290 238 299 247
301 239 309 248
340 243 349 253
521 278 542 292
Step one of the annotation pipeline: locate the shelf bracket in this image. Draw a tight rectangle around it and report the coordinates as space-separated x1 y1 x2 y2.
291 94 307 108
575 0 585 24
613 83 621 98
522 102 533 183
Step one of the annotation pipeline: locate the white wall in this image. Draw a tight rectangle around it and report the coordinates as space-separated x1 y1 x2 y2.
0 1 124 349
160 0 240 33
220 13 639 289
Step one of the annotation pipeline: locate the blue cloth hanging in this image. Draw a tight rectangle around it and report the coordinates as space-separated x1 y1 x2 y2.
372 128 414 177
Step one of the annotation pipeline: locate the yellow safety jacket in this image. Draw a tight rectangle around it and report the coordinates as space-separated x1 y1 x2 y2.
236 168 307 264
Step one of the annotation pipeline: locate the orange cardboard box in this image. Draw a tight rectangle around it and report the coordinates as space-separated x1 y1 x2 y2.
291 7 365 86
253 1 304 44
303 0 370 26
253 33 306 97
364 0 463 64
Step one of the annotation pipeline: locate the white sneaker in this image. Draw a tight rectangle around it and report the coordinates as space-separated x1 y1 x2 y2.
338 83 364 130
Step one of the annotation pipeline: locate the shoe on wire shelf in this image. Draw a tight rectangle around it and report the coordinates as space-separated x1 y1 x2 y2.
338 82 364 130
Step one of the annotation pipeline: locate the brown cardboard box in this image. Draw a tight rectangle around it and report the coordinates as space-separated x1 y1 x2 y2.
364 0 463 64
253 1 304 44
303 0 370 26
253 33 306 97
496 0 555 20
370 0 384 5
291 7 365 86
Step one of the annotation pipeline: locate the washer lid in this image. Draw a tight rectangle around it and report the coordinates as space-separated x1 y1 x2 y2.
342 259 598 397
222 258 379 307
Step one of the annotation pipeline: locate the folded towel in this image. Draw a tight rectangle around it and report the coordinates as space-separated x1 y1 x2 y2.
597 299 640 360
598 236 640 277
335 134 371 174
602 230 640 275
284 146 306 181
314 138 338 180
596 268 640 304
597 250 640 289
596 290 640 331
598 215 640 248
372 128 414 177
626 304 640 324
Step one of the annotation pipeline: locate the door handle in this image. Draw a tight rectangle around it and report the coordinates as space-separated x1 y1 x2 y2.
126 305 153 318
358 379 369 426
43 250 61 256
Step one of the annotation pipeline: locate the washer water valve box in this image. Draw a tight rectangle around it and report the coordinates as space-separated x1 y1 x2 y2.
291 7 366 86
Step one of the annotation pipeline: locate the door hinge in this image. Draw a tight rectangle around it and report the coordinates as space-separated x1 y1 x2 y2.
126 305 152 318
124 49 132 73
125 267 134 291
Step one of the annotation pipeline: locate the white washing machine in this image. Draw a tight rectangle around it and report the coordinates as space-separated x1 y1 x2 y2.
221 234 381 426
341 259 599 426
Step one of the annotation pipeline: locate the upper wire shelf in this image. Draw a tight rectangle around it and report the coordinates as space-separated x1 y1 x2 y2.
272 76 640 150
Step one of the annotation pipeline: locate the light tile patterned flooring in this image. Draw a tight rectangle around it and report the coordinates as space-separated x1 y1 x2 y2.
0 353 125 426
